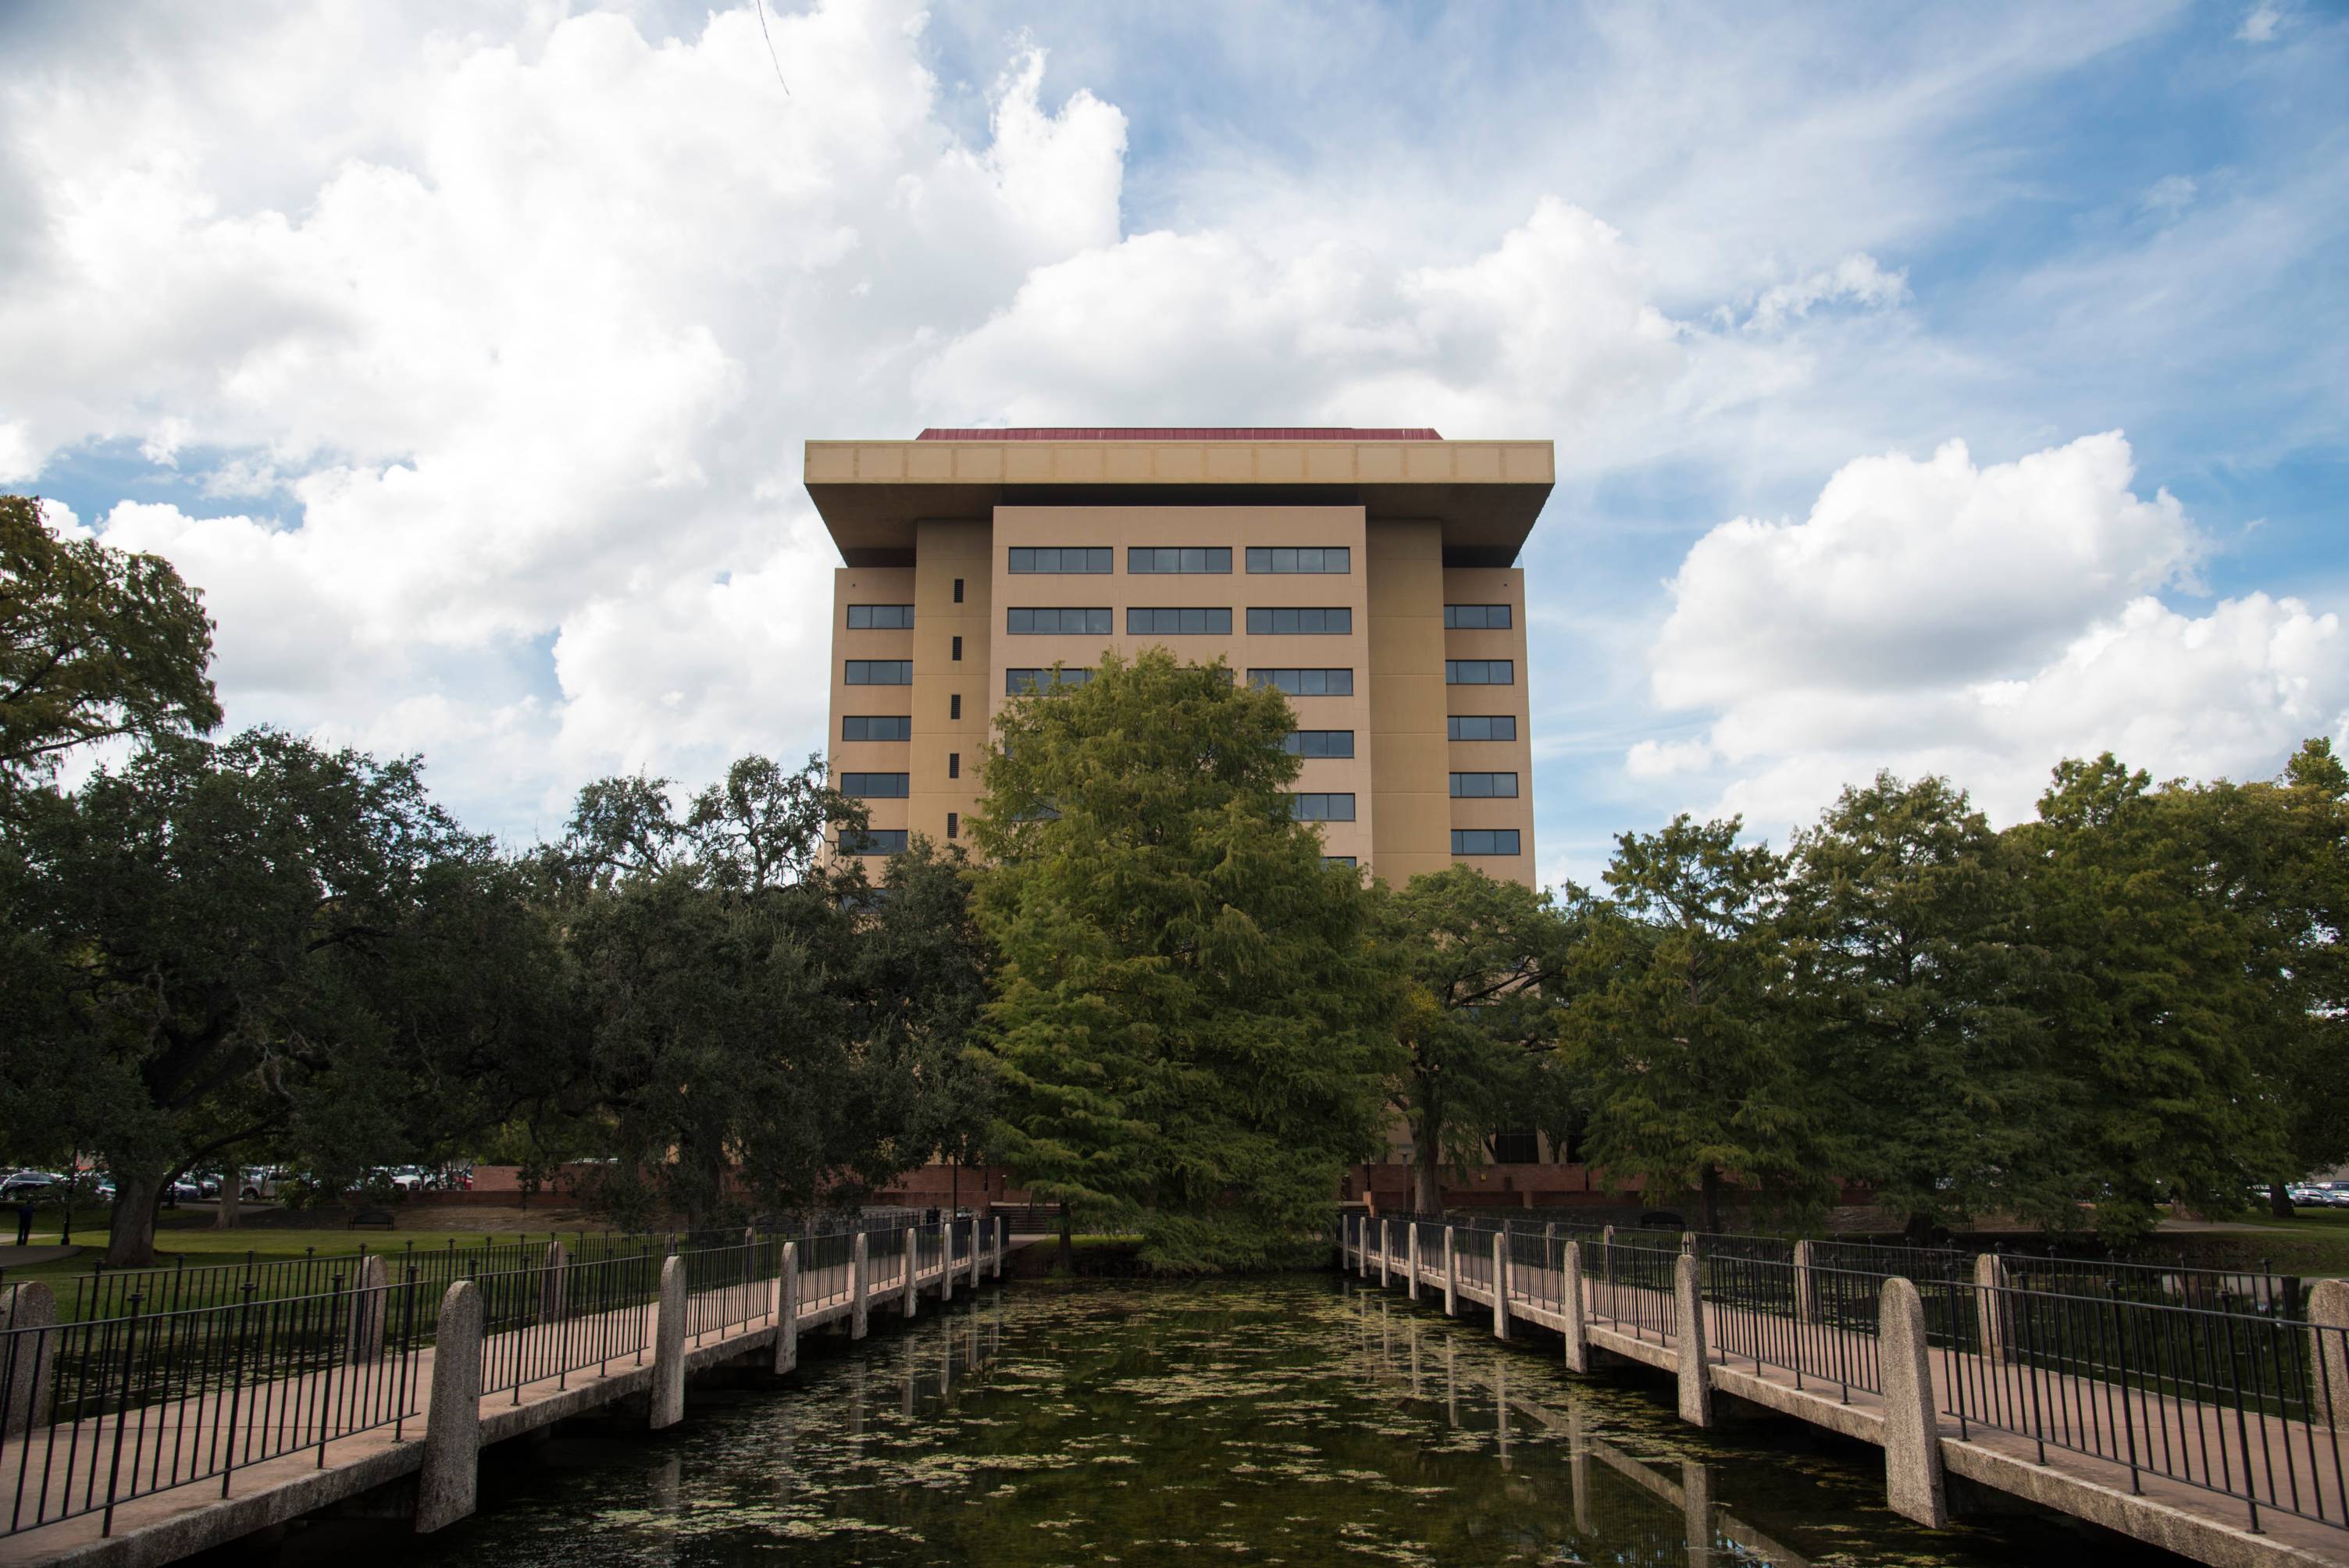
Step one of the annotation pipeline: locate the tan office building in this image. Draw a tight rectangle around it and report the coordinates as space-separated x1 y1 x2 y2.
807 428 1549 886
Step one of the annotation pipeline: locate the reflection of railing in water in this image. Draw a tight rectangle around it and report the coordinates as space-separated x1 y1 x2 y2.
1347 1289 1814 1567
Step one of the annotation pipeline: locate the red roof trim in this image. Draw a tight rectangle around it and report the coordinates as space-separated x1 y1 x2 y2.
914 426 1443 442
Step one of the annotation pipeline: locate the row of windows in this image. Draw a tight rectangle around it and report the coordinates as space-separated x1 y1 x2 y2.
845 604 914 629
1127 606 1232 635
1249 668 1353 696
852 592 1500 630
839 772 909 799
1445 660 1514 685
1006 546 1353 575
842 829 908 855
842 715 911 741
1453 829 1522 855
1443 604 1512 629
840 719 1497 765
1449 772 1520 797
1247 606 1350 635
1006 668 1094 693
844 660 913 686
1001 605 1353 636
1006 606 1114 636
1128 547 1230 574
1008 547 1113 574
1289 793 1357 822
1449 715 1518 741
1282 729 1356 757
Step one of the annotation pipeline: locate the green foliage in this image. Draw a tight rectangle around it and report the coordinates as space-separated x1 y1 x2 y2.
968 648 1399 1270
1373 865 1582 1210
0 494 220 800
1785 773 2068 1235
1565 814 1830 1231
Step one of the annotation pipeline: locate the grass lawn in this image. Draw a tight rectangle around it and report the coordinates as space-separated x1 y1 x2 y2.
2163 1207 2349 1279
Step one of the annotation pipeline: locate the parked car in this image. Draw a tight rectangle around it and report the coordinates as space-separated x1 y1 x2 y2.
0 1171 66 1200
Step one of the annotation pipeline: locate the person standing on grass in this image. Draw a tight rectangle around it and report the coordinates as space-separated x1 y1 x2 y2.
14 1198 33 1246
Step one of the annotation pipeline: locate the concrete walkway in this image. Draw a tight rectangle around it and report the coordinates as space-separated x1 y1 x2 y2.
1352 1224 2349 1568
0 1228 1027 1566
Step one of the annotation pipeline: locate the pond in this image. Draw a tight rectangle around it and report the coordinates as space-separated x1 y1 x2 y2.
274 1274 2169 1566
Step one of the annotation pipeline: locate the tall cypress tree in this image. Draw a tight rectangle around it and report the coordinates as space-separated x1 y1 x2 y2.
968 648 1397 1270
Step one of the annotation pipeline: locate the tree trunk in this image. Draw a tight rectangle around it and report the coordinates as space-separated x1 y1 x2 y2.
105 1173 165 1267
2269 1181 2296 1221
1698 1163 1721 1234
1410 1116 1445 1214
215 1170 241 1230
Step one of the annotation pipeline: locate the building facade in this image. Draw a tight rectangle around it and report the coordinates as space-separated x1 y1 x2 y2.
808 428 1550 886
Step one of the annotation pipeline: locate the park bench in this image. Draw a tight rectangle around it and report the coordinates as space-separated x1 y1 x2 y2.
347 1206 396 1231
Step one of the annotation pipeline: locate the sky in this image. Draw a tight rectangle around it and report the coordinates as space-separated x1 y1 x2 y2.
2 0 2344 889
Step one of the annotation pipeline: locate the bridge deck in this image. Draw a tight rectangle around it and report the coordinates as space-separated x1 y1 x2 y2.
0 1246 1003 1566
1367 1237 2349 1567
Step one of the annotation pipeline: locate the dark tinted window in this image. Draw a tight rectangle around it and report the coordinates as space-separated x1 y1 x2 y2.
844 660 912 685
1445 660 1514 685
1006 668 1093 693
841 715 911 741
839 772 909 798
1449 772 1520 797
1447 715 1518 741
1246 546 1351 573
1289 793 1357 822
1281 730 1356 757
1247 668 1354 696
1125 606 1232 635
1246 606 1352 634
846 604 914 629
1007 547 1112 573
1443 604 1513 629
1007 606 1112 635
1128 547 1232 573
841 829 908 855
1451 829 1522 855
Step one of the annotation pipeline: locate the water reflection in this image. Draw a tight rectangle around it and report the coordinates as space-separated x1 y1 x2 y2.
276 1276 2114 1567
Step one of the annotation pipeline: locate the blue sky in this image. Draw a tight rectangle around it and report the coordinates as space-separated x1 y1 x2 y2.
2 0 2343 885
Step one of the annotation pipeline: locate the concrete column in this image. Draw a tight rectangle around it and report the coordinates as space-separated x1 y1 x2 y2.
1792 1239 1820 1325
1378 1219 1392 1288
1878 1275 1949 1526
1673 1253 1713 1428
1560 1241 1589 1374
2310 1278 2348 1430
850 1232 870 1341
0 1282 56 1437
415 1280 482 1533
943 1223 957 1304
1492 1231 1512 1342
896 1227 916 1317
1442 1228 1459 1317
773 1242 800 1374
651 1255 686 1430
993 1217 1006 1281
1682 1231 1697 1256
540 1239 569 1324
1973 1252 2008 1363
1568 1409 1592 1535
346 1254 390 1363
1406 1226 1420 1302
1360 1217 1372 1279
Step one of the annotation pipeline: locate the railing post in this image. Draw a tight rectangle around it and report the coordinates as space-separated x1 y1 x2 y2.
1673 1253 1713 1428
540 1239 569 1324
651 1255 686 1430
1378 1218 1392 1288
416 1280 482 1532
993 1216 1006 1281
850 1232 871 1340
1682 1231 1697 1256
1360 1216 1372 1280
1561 1241 1589 1374
1879 1276 1950 1526
1443 1227 1459 1317
1406 1225 1420 1303
1973 1252 2007 1363
2312 1278 2348 1430
1793 1239 1820 1325
901 1227 919 1319
347 1254 389 1363
2 1281 58 1436
1492 1231 1513 1341
943 1221 957 1303
772 1242 800 1374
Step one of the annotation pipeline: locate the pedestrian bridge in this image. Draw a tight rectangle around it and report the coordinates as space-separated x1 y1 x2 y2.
0 1218 1011 1566
1344 1214 2349 1568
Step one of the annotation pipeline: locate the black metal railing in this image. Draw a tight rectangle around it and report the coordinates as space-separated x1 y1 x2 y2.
474 1248 664 1397
1589 1231 1677 1344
